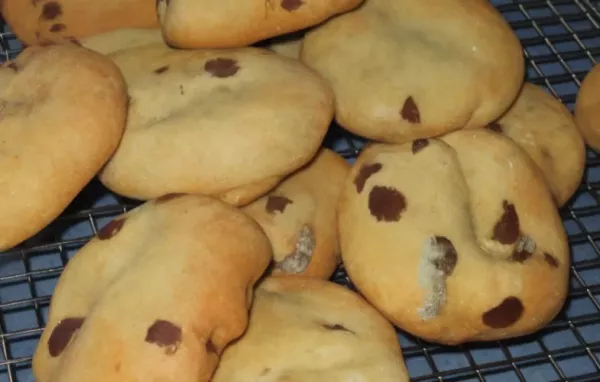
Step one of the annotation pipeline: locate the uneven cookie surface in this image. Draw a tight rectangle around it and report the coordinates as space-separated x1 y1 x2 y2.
97 43 333 205
338 130 570 344
157 0 363 49
243 148 350 280
487 83 585 206
301 0 525 144
32 195 272 382
212 277 409 382
0 44 127 252
575 63 600 152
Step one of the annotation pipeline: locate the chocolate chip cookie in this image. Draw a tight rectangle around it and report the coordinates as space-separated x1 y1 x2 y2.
575 63 600 152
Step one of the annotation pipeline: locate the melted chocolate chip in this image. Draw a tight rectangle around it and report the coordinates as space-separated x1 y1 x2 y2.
205 58 240 78
322 323 355 334
482 297 524 328
281 0 304 11
154 65 169 74
49 23 66 32
206 338 218 355
97 218 125 240
354 163 382 193
156 193 184 204
412 139 429 154
145 320 182 355
512 249 533 263
368 186 406 222
487 122 503 133
401 96 420 124
492 201 520 245
544 252 559 268
41 2 62 20
48 317 84 357
266 195 293 214
431 236 458 276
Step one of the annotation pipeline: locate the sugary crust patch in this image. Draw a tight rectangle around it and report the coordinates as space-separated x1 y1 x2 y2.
575 63 600 152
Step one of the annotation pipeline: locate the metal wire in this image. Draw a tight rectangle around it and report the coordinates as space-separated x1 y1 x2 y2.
1 1 600 381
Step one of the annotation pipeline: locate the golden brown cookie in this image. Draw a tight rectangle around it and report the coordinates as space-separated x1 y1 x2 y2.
0 44 127 252
32 194 272 382
157 0 363 49
242 148 350 280
96 43 333 205
301 0 525 144
212 277 409 382
487 83 585 206
338 130 569 345
575 63 600 152
2 0 159 47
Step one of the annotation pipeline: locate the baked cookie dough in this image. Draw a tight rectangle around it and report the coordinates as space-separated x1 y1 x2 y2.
32 194 272 382
487 83 585 207
338 130 570 345
157 0 363 49
575 63 600 152
77 28 164 56
243 148 350 280
2 0 158 47
0 44 127 252
96 43 333 205
212 277 409 382
301 0 525 144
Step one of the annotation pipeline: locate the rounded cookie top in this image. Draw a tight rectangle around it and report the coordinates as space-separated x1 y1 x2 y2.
575 63 600 152
301 0 525 144
243 148 350 280
0 44 127 252
32 194 272 382
212 277 409 382
487 83 585 206
338 130 569 345
157 0 363 49
97 43 333 204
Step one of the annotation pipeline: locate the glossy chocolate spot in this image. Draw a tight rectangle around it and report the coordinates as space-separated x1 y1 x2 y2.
41 2 62 20
97 218 125 240
206 338 218 355
205 58 240 78
156 193 184 204
493 201 520 245
487 122 503 133
412 139 429 154
281 0 304 11
154 65 169 74
354 163 382 193
401 96 420 124
482 297 524 328
544 252 559 268
322 323 355 334
48 317 84 357
431 236 457 276
49 23 66 32
368 186 406 222
266 195 293 214
145 320 182 355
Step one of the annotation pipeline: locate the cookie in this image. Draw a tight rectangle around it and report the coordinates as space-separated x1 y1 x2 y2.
157 0 363 49
78 28 164 56
2 0 159 47
0 44 127 252
575 63 600 152
487 83 586 206
32 194 272 382
338 130 570 345
96 43 333 205
242 148 350 280
301 0 525 144
211 277 409 382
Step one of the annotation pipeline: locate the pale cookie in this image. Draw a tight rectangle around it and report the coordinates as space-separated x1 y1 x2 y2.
487 83 585 207
96 43 333 205
32 194 272 382
157 0 363 49
338 130 570 345
575 63 600 152
212 277 409 382
301 0 525 144
0 44 127 252
2 0 158 47
243 148 350 280
78 28 165 56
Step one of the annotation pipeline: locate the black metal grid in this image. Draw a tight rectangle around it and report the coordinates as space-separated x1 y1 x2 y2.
1 1 600 381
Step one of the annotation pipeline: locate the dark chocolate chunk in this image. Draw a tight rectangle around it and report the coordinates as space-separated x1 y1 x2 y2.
492 201 520 245
97 218 125 240
368 186 406 222
401 96 420 124
145 320 182 355
281 0 304 11
266 195 293 214
41 2 62 20
205 58 240 78
411 139 429 154
482 297 524 328
354 163 382 193
48 317 84 357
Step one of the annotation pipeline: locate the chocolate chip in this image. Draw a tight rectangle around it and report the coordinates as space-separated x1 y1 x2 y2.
492 201 520 245
354 163 382 193
487 122 503 133
281 0 304 11
322 323 355 334
544 252 559 268
482 297 524 328
412 139 429 154
154 65 169 74
49 23 66 32
401 96 420 124
512 249 533 263
206 338 218 355
266 195 293 214
156 193 184 204
368 186 406 222
431 236 457 276
48 317 84 357
205 58 240 78
145 320 182 355
41 2 62 20
97 218 125 240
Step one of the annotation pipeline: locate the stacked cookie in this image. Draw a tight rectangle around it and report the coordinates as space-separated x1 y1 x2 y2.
0 0 595 380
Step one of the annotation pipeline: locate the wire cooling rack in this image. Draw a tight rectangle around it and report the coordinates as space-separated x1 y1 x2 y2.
1 1 600 381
